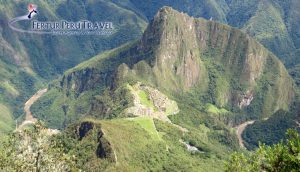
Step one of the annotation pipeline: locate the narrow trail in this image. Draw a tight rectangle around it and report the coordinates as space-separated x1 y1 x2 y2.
235 120 255 148
17 88 47 130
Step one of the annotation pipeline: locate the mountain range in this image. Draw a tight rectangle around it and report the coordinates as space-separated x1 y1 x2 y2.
0 0 300 171
1 0 300 132
32 6 295 129
23 7 296 171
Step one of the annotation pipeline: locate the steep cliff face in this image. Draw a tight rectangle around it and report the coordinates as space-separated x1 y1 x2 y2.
138 7 206 90
32 7 295 129
60 68 109 96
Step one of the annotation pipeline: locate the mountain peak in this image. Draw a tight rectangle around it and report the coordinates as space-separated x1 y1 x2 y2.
139 6 204 90
127 7 295 112
158 6 174 12
152 6 193 26
156 6 178 16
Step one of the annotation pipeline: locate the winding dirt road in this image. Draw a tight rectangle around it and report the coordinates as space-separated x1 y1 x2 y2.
18 88 47 129
236 120 255 148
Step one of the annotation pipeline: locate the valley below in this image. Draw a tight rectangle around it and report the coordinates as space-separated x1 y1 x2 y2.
17 88 47 130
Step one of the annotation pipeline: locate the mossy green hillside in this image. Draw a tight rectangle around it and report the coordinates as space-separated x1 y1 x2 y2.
51 118 233 171
205 104 229 115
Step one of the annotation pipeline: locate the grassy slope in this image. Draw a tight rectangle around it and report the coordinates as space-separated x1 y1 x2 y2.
205 103 229 114
60 118 228 171
0 116 229 171
130 117 161 140
0 104 13 133
137 90 154 108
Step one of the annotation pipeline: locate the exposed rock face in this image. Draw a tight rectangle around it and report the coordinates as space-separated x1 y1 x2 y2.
75 122 115 160
142 7 204 90
60 68 110 96
238 91 254 109
180 139 203 153
96 131 114 160
77 121 94 140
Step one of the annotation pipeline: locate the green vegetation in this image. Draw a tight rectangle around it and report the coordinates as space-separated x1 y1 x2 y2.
164 100 179 116
129 0 300 67
67 118 234 171
1 2 300 171
0 81 19 97
138 90 154 108
289 64 300 88
130 117 161 140
1 0 299 135
127 83 156 109
31 8 294 161
129 0 229 23
205 103 228 114
0 0 148 133
242 110 298 150
0 59 42 133
243 100 300 150
30 88 66 129
0 104 14 133
0 118 235 171
0 122 75 171
226 129 300 172
241 0 294 63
